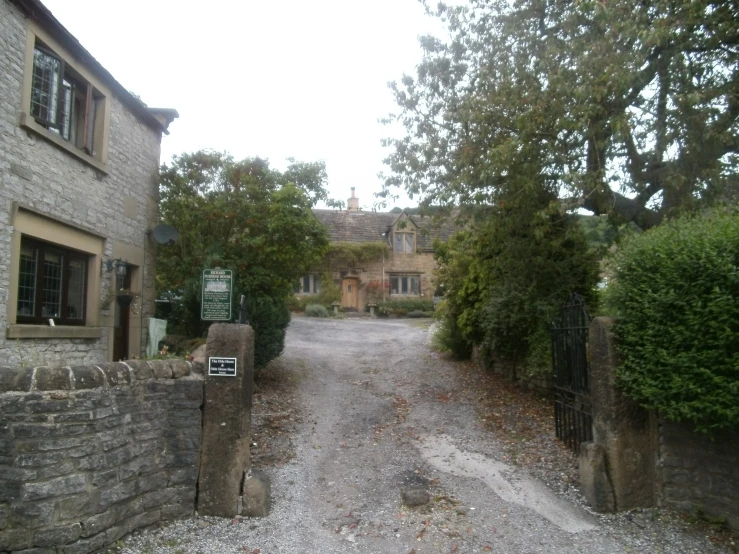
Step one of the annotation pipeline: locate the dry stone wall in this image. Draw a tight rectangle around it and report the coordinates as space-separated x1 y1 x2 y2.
0 359 204 553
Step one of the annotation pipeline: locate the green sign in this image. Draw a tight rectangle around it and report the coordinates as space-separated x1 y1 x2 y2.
201 269 233 321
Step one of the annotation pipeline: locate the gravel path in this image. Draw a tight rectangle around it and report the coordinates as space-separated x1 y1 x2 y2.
110 317 736 554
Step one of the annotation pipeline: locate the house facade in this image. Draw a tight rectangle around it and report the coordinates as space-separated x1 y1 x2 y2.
301 188 456 311
0 0 177 365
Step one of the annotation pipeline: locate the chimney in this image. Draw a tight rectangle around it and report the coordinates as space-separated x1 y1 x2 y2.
347 187 359 212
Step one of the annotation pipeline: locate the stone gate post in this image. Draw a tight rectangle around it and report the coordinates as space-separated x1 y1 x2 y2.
579 317 656 511
197 323 254 517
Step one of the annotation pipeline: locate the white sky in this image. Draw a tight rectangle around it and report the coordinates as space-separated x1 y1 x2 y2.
40 0 453 211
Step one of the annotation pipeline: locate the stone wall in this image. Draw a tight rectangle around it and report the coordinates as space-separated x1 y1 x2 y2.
580 317 739 530
0 359 204 553
658 421 739 530
0 0 165 365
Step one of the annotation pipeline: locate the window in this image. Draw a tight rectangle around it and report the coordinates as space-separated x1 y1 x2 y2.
30 43 101 154
390 275 420 296
16 237 87 325
394 232 415 253
295 274 321 295
20 28 110 171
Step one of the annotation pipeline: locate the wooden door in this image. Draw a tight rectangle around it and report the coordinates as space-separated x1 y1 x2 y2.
341 278 359 311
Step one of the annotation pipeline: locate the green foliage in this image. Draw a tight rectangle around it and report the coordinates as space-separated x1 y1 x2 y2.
382 1 739 229
436 189 600 370
375 299 435 315
157 151 330 368
430 302 473 358
304 303 330 318
608 210 739 434
326 242 388 267
247 296 291 369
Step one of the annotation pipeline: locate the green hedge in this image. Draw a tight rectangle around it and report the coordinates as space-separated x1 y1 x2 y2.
608 210 739 434
373 299 434 315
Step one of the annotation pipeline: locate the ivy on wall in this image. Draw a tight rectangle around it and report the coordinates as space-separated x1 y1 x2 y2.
325 242 388 268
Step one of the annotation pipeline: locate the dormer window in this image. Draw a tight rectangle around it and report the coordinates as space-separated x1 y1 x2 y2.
394 232 414 253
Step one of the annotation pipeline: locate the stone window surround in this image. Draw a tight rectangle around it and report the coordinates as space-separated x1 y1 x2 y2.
389 273 421 296
393 230 416 254
6 206 104 340
19 21 112 174
295 274 321 295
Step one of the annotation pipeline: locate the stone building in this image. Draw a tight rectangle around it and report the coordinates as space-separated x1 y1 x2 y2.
299 188 457 311
0 0 177 365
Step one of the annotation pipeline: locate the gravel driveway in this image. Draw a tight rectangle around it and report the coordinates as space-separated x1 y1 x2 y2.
112 317 736 554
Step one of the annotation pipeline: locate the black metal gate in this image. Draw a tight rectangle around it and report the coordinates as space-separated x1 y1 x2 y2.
551 293 592 452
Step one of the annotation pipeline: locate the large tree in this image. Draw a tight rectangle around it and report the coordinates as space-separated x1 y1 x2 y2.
157 151 329 366
382 0 739 228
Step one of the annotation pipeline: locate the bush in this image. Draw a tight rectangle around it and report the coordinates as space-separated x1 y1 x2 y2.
247 296 291 369
374 299 434 314
305 303 330 318
608 210 739 434
431 306 473 358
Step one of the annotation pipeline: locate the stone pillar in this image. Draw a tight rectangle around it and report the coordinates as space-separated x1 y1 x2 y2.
197 323 254 517
579 317 656 512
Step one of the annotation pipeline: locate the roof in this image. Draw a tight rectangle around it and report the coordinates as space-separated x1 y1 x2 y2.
313 209 458 252
10 0 178 134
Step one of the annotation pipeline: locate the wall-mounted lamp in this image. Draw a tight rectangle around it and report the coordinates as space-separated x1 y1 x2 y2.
104 258 129 291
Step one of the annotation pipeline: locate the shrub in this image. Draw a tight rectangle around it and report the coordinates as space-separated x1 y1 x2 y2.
608 210 739 434
247 296 291 369
407 310 431 318
431 303 473 357
305 303 330 318
374 299 434 314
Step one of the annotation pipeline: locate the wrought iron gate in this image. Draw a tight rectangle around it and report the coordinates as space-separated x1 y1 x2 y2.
551 293 592 452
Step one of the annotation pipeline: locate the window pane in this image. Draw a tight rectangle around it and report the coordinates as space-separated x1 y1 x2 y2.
66 258 86 320
31 48 60 125
411 277 419 295
405 234 413 253
293 280 301 294
60 79 73 141
42 251 63 318
303 275 311 294
390 277 399 295
394 233 403 252
314 275 321 294
17 244 38 316
401 277 408 294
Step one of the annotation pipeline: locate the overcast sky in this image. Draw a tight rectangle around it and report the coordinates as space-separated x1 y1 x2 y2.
40 0 453 210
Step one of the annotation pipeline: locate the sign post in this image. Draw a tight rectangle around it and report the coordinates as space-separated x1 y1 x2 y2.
201 269 233 321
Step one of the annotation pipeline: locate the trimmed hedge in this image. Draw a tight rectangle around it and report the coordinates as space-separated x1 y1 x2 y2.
374 299 435 316
608 210 739 434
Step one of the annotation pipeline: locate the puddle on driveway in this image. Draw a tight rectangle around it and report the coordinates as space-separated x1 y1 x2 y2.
417 434 597 533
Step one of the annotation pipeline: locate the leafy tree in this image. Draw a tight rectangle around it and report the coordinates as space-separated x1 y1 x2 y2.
434 188 600 372
382 0 739 229
157 151 329 367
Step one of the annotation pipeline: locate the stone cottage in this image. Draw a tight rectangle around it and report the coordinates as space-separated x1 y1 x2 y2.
0 0 178 365
299 188 457 311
